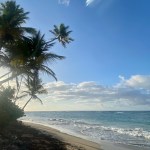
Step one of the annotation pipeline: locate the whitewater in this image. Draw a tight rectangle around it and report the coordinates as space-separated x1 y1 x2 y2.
20 111 150 148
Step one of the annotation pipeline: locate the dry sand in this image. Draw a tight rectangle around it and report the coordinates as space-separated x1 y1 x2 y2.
24 122 149 150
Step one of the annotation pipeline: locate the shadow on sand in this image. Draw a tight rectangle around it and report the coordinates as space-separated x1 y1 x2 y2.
0 121 68 150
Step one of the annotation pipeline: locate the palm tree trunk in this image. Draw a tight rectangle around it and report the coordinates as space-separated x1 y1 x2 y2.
0 71 11 79
0 44 2 51
22 97 32 110
0 72 20 85
15 76 23 103
8 74 10 87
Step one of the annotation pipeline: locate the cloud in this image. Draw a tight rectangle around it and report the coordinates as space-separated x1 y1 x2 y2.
85 0 105 7
58 0 70 6
117 75 150 89
58 0 109 8
2 72 149 110
44 75 150 109
85 0 95 6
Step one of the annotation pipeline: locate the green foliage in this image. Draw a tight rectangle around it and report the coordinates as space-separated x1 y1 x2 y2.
2 32 65 81
50 23 74 47
0 87 24 127
22 75 48 110
0 0 73 111
0 1 35 44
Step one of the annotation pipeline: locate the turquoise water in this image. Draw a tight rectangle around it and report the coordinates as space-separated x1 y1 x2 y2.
20 111 150 148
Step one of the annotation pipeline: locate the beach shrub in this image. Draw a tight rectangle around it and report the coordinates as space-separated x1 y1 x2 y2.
0 87 24 127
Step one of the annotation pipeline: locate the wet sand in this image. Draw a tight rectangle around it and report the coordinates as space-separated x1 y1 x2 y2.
24 122 101 150
24 122 149 150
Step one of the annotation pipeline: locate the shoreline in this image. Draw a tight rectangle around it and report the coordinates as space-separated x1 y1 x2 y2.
23 122 102 150
23 121 149 150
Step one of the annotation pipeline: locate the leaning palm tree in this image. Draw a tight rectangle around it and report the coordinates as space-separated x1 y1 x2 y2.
0 1 73 91
0 1 74 122
0 31 65 85
0 1 35 86
0 1 36 48
22 75 47 110
50 23 74 47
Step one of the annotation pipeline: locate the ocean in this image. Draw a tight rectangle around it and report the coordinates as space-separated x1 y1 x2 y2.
20 111 150 148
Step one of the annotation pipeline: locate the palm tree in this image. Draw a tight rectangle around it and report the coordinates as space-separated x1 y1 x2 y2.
22 75 47 110
0 2 73 87
0 47 32 85
0 1 36 86
0 1 36 87
0 31 65 85
0 1 73 92
0 1 36 48
50 23 74 47
0 1 74 117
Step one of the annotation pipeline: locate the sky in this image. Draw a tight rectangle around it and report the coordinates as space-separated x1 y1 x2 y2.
0 0 150 111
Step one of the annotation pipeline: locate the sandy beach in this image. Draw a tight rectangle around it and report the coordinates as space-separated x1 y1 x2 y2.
0 121 149 150
24 122 149 150
0 1 149 150
24 122 101 150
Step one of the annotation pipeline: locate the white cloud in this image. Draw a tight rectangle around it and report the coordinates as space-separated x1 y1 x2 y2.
118 75 125 82
85 0 95 6
117 75 150 89
58 0 107 7
58 0 70 6
1 67 150 110
43 76 150 109
4 74 149 111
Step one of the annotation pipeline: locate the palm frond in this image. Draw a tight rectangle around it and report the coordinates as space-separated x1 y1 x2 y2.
22 91 30 95
35 53 65 65
20 27 37 35
50 23 73 47
15 93 28 99
40 65 57 81
0 71 11 79
38 89 47 94
16 76 19 91
35 96 43 105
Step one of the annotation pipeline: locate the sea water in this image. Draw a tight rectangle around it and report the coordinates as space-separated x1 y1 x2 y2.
20 111 150 148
